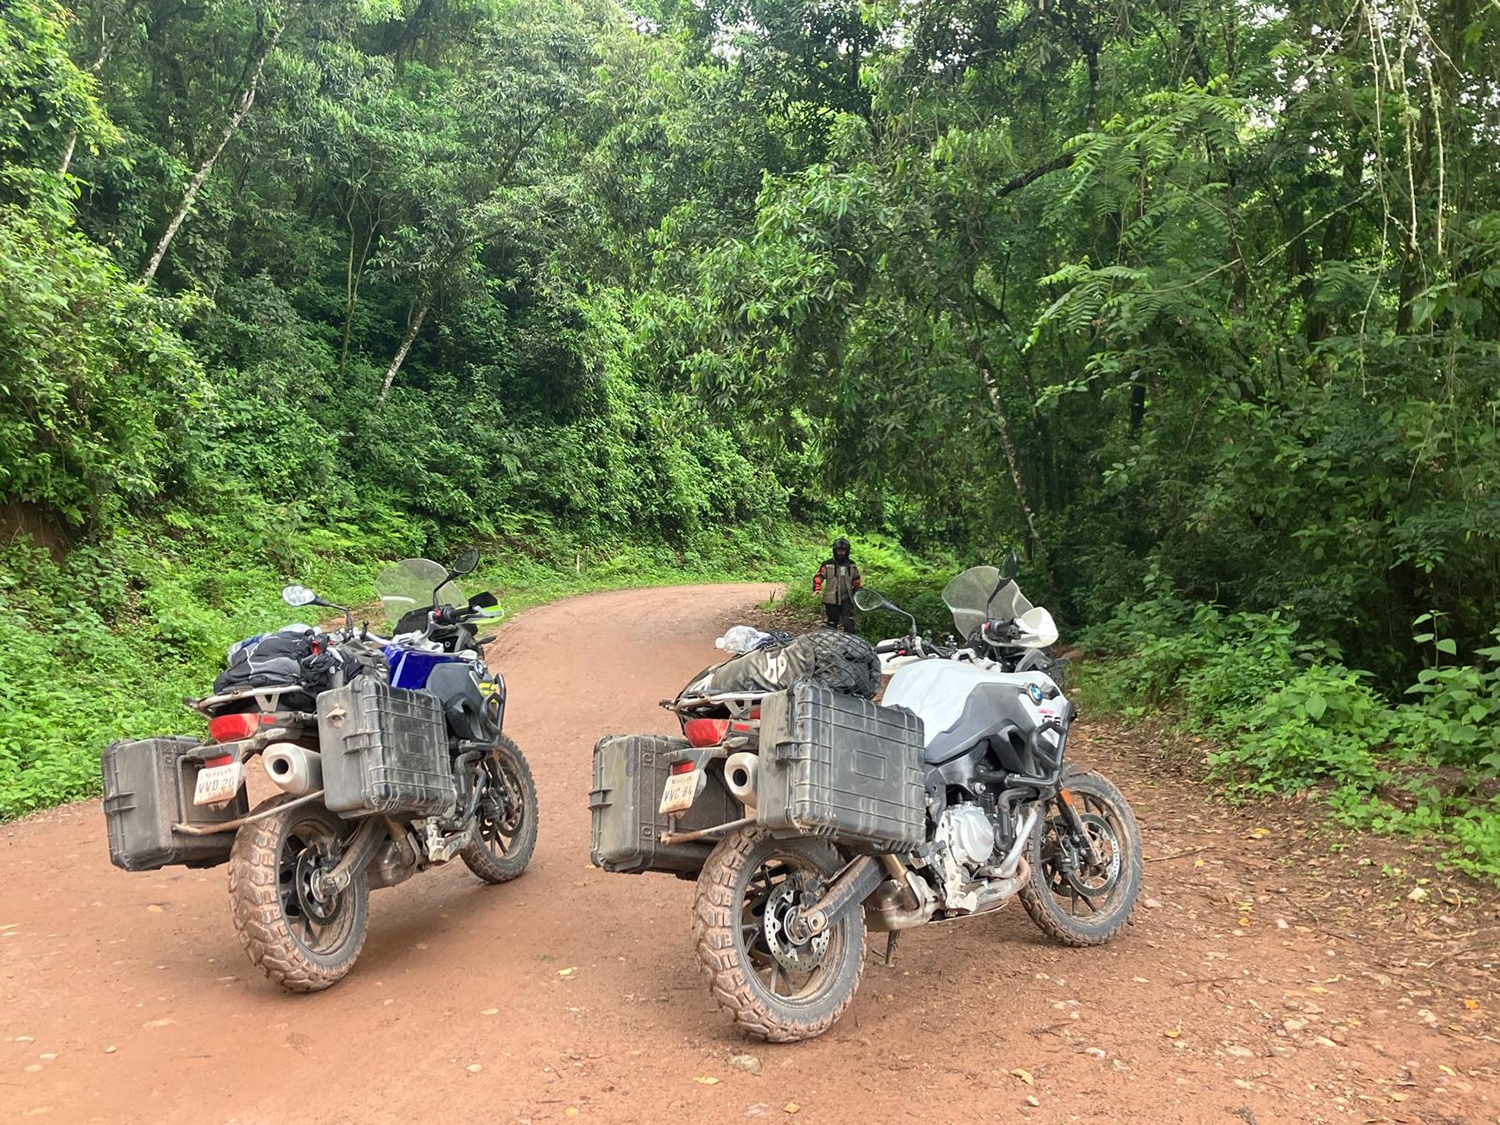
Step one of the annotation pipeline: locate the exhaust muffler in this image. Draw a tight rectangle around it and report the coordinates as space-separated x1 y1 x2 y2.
263 743 322 795
724 752 759 807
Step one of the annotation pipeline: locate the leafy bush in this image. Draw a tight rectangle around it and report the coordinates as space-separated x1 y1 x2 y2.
1082 587 1500 882
1395 626 1500 773
1208 664 1393 795
0 198 204 526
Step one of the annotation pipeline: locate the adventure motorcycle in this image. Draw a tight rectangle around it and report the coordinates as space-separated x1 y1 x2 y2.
103 550 539 992
590 553 1140 1042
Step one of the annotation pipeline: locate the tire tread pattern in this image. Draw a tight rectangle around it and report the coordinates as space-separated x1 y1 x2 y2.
691 826 865 1043
227 795 368 993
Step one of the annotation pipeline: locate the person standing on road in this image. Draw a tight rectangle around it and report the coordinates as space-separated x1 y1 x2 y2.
814 538 861 633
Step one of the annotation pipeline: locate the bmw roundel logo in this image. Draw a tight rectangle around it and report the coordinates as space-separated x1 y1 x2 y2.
1026 682 1045 704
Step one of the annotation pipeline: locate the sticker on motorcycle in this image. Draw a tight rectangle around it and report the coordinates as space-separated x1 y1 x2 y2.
193 761 246 807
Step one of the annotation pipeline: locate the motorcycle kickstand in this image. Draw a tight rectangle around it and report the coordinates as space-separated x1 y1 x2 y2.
879 932 900 967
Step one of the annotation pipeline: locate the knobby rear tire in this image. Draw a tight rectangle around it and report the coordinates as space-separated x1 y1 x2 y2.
228 795 369 993
692 826 866 1043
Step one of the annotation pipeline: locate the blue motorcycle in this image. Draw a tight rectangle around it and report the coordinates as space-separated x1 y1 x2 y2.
102 550 538 992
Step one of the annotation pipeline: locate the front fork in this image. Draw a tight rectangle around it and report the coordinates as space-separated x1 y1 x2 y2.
1053 786 1103 869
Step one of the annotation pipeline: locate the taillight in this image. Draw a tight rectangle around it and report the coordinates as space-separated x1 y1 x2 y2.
208 712 272 743
683 718 730 747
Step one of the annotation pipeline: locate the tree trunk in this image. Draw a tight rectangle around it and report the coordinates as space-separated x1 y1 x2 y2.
378 300 431 405
60 9 134 177
340 196 380 379
58 132 80 178
140 18 285 282
976 352 1050 572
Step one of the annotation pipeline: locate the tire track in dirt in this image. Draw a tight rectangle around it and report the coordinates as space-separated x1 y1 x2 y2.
0 583 1494 1124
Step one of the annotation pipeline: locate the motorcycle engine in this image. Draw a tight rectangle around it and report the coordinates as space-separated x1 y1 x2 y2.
934 804 996 870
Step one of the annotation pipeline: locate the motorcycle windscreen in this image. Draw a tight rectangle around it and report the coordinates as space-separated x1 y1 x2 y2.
374 559 466 631
942 566 1035 636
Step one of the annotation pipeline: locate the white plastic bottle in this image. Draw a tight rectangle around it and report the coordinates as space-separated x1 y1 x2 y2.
715 625 769 654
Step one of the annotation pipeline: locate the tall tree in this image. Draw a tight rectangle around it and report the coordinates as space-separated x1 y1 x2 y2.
140 4 286 281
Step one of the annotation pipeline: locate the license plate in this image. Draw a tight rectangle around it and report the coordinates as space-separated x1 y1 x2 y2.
193 762 245 806
659 770 701 816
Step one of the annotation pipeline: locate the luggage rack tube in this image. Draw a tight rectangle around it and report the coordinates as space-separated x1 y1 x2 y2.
659 814 756 846
173 790 326 835
661 691 773 716
186 683 312 716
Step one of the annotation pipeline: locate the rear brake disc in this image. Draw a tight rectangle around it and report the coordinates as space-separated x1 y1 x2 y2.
761 882 831 972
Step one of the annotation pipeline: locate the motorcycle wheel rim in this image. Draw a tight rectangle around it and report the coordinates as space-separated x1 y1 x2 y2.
278 816 355 956
1040 794 1126 918
736 855 842 1007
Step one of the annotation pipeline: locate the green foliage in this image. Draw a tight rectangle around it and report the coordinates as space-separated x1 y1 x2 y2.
0 198 203 524
1083 595 1500 883
1397 626 1500 773
0 0 833 818
0 0 114 175
648 0 1500 690
1208 665 1393 795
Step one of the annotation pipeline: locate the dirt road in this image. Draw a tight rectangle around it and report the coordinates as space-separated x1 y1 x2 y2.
2 584 1495 1124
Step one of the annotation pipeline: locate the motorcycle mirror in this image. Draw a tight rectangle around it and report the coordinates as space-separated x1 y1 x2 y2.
853 588 892 612
282 584 321 608
985 550 1022 617
452 548 480 575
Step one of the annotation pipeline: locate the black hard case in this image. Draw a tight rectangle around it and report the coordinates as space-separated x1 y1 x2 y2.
102 737 250 871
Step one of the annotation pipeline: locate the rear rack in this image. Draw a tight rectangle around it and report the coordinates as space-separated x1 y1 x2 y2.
659 691 771 720
185 684 308 716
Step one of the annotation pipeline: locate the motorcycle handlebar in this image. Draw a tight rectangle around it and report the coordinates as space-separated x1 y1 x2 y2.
433 604 503 628
875 636 957 660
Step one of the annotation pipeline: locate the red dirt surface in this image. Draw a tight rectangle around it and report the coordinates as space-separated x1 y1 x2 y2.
1 584 1495 1124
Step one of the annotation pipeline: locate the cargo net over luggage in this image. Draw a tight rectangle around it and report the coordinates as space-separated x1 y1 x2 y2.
674 629 882 716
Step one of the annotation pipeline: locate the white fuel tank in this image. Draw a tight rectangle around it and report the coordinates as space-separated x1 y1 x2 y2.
882 658 1065 752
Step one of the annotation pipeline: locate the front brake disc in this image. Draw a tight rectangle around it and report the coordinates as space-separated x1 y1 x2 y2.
1060 812 1122 898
